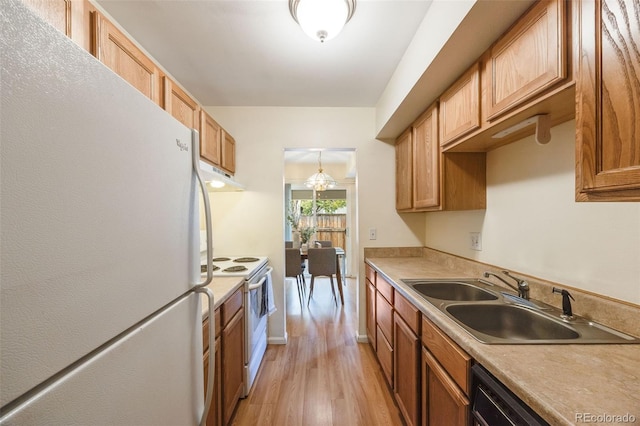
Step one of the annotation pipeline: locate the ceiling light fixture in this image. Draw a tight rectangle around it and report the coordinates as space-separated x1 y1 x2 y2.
305 151 337 191
289 0 356 43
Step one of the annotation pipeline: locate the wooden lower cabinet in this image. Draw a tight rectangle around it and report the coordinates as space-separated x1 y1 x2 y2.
394 314 421 426
203 337 222 426
366 279 376 350
376 326 393 386
203 288 244 426
222 306 244 425
422 348 469 426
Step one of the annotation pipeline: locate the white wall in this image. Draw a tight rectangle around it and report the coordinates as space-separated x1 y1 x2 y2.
204 107 423 342
424 120 640 304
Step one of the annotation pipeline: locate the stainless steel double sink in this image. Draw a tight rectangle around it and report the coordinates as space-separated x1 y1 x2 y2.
401 278 639 344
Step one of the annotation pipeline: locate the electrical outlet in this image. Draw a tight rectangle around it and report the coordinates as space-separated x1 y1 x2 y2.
369 228 377 240
470 232 482 251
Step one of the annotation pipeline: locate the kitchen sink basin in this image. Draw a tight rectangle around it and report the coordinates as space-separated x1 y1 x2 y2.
402 279 499 301
413 282 498 301
446 304 579 341
400 277 639 344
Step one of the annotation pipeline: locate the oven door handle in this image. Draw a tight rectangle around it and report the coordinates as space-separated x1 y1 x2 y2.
247 267 273 291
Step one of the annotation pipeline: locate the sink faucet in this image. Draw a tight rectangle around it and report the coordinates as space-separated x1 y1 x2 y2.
483 270 530 300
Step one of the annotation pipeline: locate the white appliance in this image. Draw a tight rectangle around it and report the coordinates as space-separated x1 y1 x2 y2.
1 3 216 425
202 257 273 396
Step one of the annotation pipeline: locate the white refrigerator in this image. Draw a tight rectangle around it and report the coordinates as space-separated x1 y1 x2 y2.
1 2 215 425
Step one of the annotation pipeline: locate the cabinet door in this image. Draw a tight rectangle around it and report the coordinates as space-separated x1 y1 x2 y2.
486 0 567 119
221 130 236 174
576 0 640 201
413 103 440 210
203 336 222 426
23 0 89 51
395 128 413 211
222 307 244 425
376 326 393 387
200 110 222 167
422 348 469 426
91 11 161 104
366 279 376 350
163 76 200 129
394 315 420 426
439 63 481 146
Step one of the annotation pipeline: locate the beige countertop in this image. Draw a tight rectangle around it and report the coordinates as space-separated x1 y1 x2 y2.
366 256 640 426
199 275 245 319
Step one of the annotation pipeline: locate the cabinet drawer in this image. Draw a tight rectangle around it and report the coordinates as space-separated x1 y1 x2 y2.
394 291 420 335
376 326 393 386
422 316 471 395
376 274 394 304
376 292 393 344
365 263 376 285
486 0 567 119
222 288 243 328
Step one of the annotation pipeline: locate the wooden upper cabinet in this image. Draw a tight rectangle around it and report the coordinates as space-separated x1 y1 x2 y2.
200 110 222 167
23 0 90 51
439 62 481 146
395 128 413 211
163 76 200 129
576 0 640 201
91 11 161 104
486 0 567 120
220 131 236 175
412 104 440 210
199 110 236 175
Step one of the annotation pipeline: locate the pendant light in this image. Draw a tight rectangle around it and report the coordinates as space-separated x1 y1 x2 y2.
289 0 356 43
305 151 337 191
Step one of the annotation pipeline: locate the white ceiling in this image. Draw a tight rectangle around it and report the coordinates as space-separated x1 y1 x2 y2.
95 0 433 107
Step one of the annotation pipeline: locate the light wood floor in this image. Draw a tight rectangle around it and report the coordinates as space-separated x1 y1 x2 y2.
231 276 404 425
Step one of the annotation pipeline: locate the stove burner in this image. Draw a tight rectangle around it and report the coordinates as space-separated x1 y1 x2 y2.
233 257 260 263
201 264 220 273
223 265 248 273
212 257 231 262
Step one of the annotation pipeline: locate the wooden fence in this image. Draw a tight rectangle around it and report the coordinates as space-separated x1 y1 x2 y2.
299 214 346 249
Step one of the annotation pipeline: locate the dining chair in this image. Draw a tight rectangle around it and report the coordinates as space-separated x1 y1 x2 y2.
285 248 306 306
285 241 293 248
307 247 343 306
315 240 332 247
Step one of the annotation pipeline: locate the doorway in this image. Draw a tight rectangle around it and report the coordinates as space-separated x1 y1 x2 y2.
283 148 358 281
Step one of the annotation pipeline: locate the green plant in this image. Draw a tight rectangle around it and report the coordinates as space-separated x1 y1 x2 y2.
299 226 316 244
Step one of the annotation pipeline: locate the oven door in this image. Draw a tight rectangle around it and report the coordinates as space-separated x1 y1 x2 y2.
244 266 272 396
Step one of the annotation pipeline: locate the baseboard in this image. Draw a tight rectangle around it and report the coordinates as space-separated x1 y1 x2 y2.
355 332 369 344
268 333 288 345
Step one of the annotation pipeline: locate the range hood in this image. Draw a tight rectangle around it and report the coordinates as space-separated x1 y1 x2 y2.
199 160 245 192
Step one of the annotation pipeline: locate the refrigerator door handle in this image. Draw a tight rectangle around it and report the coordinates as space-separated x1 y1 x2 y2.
196 287 215 426
192 129 213 288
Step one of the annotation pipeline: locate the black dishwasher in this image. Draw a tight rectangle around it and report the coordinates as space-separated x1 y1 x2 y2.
471 364 549 426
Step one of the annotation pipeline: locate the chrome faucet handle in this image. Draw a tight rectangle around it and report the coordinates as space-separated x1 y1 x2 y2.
501 270 530 300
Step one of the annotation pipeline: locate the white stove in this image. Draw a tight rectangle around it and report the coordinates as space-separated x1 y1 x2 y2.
201 256 268 278
200 254 271 397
